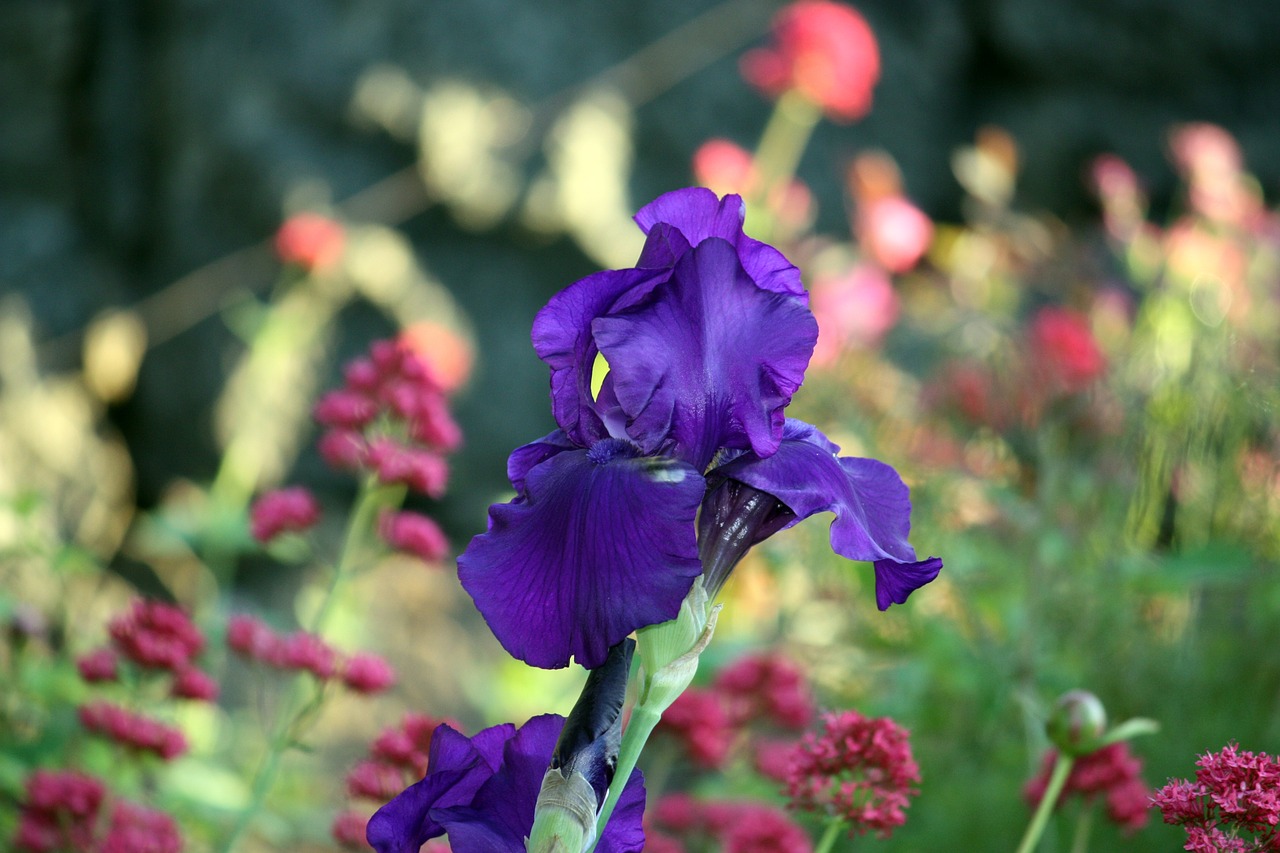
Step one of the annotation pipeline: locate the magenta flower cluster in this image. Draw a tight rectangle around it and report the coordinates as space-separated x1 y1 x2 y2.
1024 742 1152 833
1153 743 1280 852
226 614 397 694
13 770 182 853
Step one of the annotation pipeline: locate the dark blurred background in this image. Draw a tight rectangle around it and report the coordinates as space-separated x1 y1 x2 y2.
5 0 1279 535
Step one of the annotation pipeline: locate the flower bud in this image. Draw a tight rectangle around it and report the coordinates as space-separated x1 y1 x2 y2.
1046 690 1107 756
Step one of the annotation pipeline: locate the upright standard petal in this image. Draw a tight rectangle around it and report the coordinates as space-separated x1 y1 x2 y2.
594 238 817 468
710 419 919 564
458 440 704 670
633 188 804 296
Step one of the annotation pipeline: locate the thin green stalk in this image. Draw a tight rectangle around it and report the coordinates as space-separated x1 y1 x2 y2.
748 89 822 239
218 474 398 853
1015 753 1075 853
814 817 846 853
591 701 662 847
1069 802 1096 853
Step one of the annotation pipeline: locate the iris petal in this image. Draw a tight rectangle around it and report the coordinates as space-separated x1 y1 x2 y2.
633 187 804 295
458 442 704 670
595 238 816 468
711 419 918 564
366 723 514 853
874 556 944 610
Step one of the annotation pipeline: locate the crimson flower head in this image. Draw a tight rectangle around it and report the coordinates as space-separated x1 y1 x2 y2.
740 1 880 122
785 709 920 839
107 599 204 672
1028 307 1107 394
1025 742 1152 834
1153 742 1280 852
250 486 321 543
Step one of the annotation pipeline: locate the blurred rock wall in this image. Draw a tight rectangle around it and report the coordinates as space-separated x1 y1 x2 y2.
3 0 1278 526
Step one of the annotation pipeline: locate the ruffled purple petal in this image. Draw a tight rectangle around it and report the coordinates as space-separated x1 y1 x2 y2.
458 440 705 669
711 419 918 564
594 238 816 468
633 187 803 295
874 557 943 610
366 723 514 853
432 714 564 851
532 267 668 447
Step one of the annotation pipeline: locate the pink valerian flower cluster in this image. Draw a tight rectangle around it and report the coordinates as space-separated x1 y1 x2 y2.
105 599 205 673
1153 742 1280 852
275 212 345 272
647 794 812 853
250 486 321 543
332 714 455 850
1025 742 1152 833
785 709 920 839
225 614 397 694
312 337 460 563
740 0 880 123
11 769 182 853
656 652 814 775
78 702 188 761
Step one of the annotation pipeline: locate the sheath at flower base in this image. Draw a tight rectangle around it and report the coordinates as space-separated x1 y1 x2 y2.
365 714 646 853
457 187 940 671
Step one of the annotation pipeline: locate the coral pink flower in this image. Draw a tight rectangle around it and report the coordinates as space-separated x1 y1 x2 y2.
399 320 475 395
76 648 119 683
857 195 934 273
380 510 449 563
274 212 345 272
341 653 397 694
657 687 734 769
250 486 321 543
809 264 901 364
740 1 880 122
786 710 920 839
1028 307 1107 393
691 139 814 229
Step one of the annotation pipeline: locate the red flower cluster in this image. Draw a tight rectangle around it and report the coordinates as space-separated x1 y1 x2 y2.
77 702 188 761
740 0 880 122
785 709 920 839
648 794 812 853
225 615 396 693
1153 742 1280 852
1028 307 1108 394
106 599 205 672
332 714 453 850
1025 742 1151 833
250 486 321 543
655 652 814 775
379 509 449 564
274 212 345 272
12 770 182 853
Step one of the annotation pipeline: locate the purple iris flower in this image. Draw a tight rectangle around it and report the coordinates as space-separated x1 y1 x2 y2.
366 714 646 853
458 187 941 670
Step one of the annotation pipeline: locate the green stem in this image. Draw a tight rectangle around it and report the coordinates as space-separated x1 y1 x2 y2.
591 699 663 849
217 475 398 853
1069 802 1095 853
748 89 822 239
1015 753 1075 853
814 817 846 853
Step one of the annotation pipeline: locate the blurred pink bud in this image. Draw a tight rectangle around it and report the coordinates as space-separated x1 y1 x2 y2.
740 0 880 122
250 487 321 543
380 510 449 563
692 139 758 195
341 653 397 695
171 667 220 702
76 648 119 683
275 631 338 680
318 429 368 471
1029 307 1107 392
108 599 204 671
1088 154 1140 202
332 810 372 849
399 321 474 394
858 195 934 273
1168 122 1242 178
809 264 900 363
346 760 405 800
344 357 381 393
226 614 279 662
314 390 378 429
274 213 345 272
368 439 449 497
